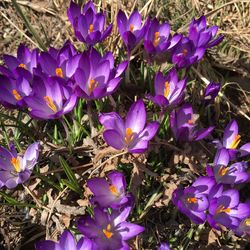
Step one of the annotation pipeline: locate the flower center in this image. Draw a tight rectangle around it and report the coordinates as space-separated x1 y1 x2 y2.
18 63 27 69
88 24 94 33
55 67 63 78
88 79 98 93
216 205 231 214
11 157 21 172
229 134 241 149
12 89 22 101
129 24 134 32
44 96 58 112
153 31 160 47
182 48 188 56
187 119 194 125
186 197 198 203
164 81 170 98
244 218 250 226
103 224 113 239
124 128 134 144
218 166 229 176
109 185 119 196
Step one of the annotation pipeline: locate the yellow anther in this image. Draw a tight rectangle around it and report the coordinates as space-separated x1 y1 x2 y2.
88 79 98 93
187 197 198 203
218 166 229 177
44 96 57 112
125 128 134 144
12 89 22 101
55 67 63 78
164 81 170 98
18 63 27 69
129 24 134 32
103 224 113 239
244 218 250 226
153 31 160 47
182 48 188 56
11 157 21 172
229 134 241 149
216 205 231 214
109 185 119 196
88 24 94 33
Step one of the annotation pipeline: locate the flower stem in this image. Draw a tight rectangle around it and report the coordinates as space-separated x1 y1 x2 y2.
87 100 95 137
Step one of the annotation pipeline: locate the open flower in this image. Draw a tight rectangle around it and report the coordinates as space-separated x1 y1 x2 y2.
35 230 94 250
188 16 224 48
171 37 205 68
99 99 159 153
117 10 149 53
208 189 250 230
214 120 250 159
37 40 78 79
0 74 32 109
87 171 133 209
203 82 220 105
147 68 186 109
0 142 39 189
234 215 250 236
67 0 112 46
25 76 77 120
3 44 38 73
172 176 215 224
170 103 214 142
74 48 127 100
144 18 181 62
78 206 144 250
206 148 250 185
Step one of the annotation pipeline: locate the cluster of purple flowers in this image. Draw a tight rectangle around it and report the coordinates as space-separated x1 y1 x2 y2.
173 119 250 236
36 171 145 250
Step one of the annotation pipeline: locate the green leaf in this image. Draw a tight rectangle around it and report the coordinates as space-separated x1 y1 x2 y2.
61 179 82 195
59 156 82 195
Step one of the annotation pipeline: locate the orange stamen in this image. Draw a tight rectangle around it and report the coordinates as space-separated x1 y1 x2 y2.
18 63 27 69
187 119 194 125
218 166 229 176
125 128 134 144
164 81 170 98
103 224 113 239
11 157 21 172
216 205 231 214
55 67 63 78
153 31 160 47
109 185 119 196
88 79 98 93
187 197 198 203
182 48 188 56
12 89 22 101
44 96 57 112
129 24 134 32
229 134 241 149
88 24 94 33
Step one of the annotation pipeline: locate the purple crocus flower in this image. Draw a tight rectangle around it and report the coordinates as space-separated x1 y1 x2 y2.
203 82 220 105
171 37 205 68
67 0 112 46
188 16 224 48
158 242 170 250
78 206 144 250
147 68 186 108
206 148 250 185
74 48 127 100
99 99 159 153
37 40 78 79
35 230 94 250
208 189 250 230
170 103 214 142
0 142 39 189
3 44 38 73
214 120 250 159
172 176 216 224
87 171 133 209
117 10 149 53
24 76 77 120
144 18 181 62
0 74 32 109
234 215 250 236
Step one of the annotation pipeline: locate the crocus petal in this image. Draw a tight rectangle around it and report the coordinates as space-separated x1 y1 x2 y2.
213 148 230 166
239 143 250 157
35 240 61 250
117 222 144 240
195 126 214 141
223 120 238 148
139 121 159 141
103 130 125 150
59 230 77 250
128 140 148 154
